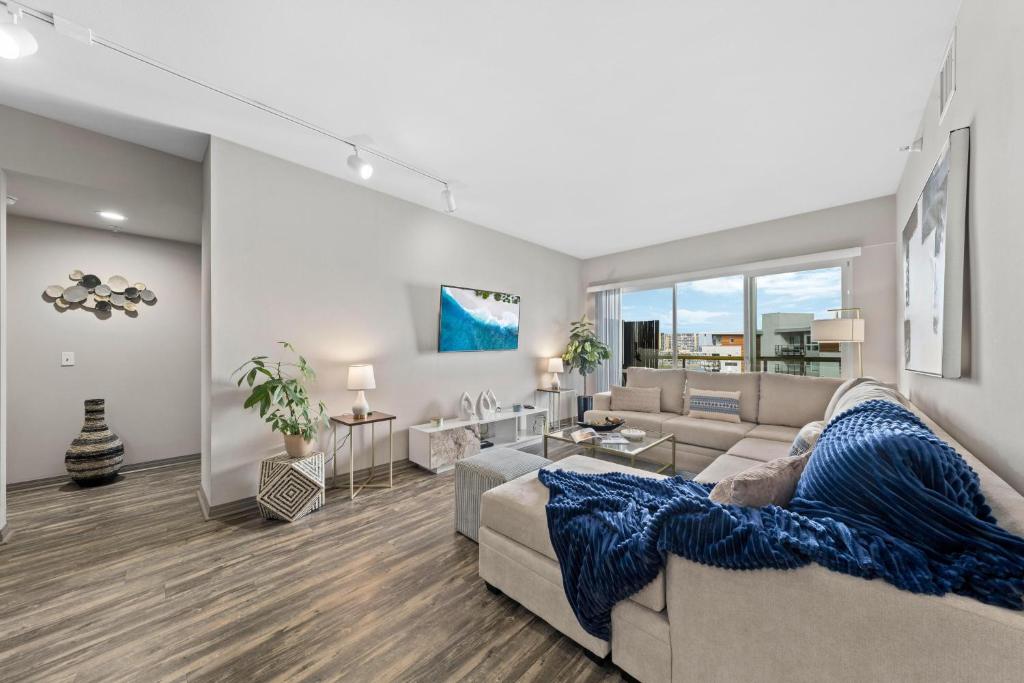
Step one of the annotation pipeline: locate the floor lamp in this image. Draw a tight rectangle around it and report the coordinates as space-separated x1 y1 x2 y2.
811 308 865 377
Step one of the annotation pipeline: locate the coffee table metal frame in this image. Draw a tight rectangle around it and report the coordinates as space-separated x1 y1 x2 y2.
543 426 676 474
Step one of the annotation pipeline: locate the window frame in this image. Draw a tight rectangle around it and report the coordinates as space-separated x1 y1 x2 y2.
618 256 854 376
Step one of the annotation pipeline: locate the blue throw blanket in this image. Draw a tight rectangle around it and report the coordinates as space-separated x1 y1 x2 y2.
539 401 1024 641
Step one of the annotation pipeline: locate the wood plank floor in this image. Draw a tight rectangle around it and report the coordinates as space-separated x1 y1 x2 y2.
0 460 624 683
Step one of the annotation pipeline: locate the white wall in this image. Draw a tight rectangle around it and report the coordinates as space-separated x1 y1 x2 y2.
582 196 898 382
204 138 584 506
5 217 201 483
896 0 1024 492
1 170 8 536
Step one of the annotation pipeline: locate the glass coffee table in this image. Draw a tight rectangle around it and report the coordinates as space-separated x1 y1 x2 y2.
544 426 676 474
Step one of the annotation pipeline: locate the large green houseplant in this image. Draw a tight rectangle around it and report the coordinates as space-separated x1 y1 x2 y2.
561 315 611 421
234 341 327 458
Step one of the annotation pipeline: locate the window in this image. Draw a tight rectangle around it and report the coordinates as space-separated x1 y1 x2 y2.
612 261 851 378
675 275 745 373
621 287 673 371
754 267 843 377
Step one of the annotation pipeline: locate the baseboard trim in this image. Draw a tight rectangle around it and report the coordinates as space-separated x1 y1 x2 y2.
196 487 256 521
0 522 12 544
8 453 201 492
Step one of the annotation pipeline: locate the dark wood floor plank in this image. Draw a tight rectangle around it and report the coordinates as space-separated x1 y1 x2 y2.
0 460 623 682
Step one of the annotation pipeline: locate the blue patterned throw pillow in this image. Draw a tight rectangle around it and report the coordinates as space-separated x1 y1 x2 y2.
687 388 741 423
789 420 825 456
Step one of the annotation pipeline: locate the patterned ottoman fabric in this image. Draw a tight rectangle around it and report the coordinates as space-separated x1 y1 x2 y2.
257 452 326 522
455 447 551 542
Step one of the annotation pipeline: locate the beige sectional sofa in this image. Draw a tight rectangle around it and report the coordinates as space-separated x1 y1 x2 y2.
478 372 1024 682
585 367 842 474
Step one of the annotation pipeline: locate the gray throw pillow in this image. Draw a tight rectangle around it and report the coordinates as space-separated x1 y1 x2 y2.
709 453 810 508
610 385 662 413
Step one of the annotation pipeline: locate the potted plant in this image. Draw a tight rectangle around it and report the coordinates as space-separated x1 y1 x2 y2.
561 315 612 422
234 341 327 458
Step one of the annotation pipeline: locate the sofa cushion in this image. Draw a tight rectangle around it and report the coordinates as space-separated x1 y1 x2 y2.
757 373 843 428
686 388 742 423
611 385 661 413
684 371 760 422
747 424 801 443
826 378 907 422
709 452 810 507
663 415 755 451
626 367 686 414
480 454 666 612
583 409 675 434
693 454 764 483
726 437 794 463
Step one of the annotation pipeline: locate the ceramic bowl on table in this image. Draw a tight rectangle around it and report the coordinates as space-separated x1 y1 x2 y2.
620 428 646 442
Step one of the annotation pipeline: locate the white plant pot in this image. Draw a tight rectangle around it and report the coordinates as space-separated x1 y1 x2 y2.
284 433 315 458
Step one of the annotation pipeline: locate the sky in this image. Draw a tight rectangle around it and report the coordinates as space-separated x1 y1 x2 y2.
621 267 842 334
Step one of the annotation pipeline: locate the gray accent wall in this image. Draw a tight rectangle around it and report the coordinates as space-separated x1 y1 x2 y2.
582 196 898 382
1 170 8 535
896 0 1024 492
203 138 583 506
5 217 201 483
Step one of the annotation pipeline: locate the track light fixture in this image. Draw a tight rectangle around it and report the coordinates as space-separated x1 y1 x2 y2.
19 2 459 212
0 2 38 60
6 195 17 206
346 148 374 180
441 184 457 214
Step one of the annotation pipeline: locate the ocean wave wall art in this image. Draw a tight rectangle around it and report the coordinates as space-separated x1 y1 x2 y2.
439 285 520 352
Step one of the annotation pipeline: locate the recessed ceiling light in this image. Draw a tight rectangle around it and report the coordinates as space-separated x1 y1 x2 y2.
97 210 126 221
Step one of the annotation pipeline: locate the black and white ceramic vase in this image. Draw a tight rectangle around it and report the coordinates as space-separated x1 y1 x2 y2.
65 399 124 486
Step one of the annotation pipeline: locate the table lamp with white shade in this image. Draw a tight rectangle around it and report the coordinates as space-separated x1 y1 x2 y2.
347 364 376 419
548 357 565 390
811 308 866 377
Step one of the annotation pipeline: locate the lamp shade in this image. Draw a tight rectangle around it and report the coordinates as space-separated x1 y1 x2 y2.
811 318 865 343
547 357 565 373
347 364 376 390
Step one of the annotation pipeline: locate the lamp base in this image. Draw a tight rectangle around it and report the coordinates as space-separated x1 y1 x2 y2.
352 390 370 419
551 372 561 390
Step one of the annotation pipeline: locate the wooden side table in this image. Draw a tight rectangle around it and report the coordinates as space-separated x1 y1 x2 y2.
330 412 396 500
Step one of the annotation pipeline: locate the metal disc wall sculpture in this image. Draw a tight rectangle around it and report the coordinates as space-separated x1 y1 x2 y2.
42 270 157 318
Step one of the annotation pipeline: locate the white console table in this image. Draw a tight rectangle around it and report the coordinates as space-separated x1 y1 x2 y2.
409 407 548 473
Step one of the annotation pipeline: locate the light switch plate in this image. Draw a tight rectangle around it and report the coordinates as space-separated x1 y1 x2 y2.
61 351 75 367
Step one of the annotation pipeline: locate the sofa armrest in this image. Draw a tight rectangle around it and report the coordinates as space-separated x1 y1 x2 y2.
666 556 1024 682
592 391 612 411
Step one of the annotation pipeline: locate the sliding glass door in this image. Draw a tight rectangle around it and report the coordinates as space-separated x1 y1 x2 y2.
675 275 745 372
613 262 849 379
753 267 843 377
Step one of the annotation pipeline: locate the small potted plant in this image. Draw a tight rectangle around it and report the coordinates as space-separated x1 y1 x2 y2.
561 315 611 422
234 341 327 458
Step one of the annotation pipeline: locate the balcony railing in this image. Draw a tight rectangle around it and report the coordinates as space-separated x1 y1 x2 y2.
625 353 842 378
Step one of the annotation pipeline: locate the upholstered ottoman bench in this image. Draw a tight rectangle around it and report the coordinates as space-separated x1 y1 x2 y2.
454 447 551 542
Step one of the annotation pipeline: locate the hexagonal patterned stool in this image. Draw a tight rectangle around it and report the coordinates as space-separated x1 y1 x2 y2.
257 451 326 522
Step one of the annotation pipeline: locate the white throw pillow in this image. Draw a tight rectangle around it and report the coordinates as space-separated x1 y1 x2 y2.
610 385 662 413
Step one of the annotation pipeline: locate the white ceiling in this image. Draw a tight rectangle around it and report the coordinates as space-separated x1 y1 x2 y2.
0 1 960 258
6 171 201 243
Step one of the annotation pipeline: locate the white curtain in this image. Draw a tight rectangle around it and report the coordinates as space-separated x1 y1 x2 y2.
594 289 622 394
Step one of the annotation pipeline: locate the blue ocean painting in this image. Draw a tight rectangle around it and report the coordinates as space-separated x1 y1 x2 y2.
439 286 520 352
